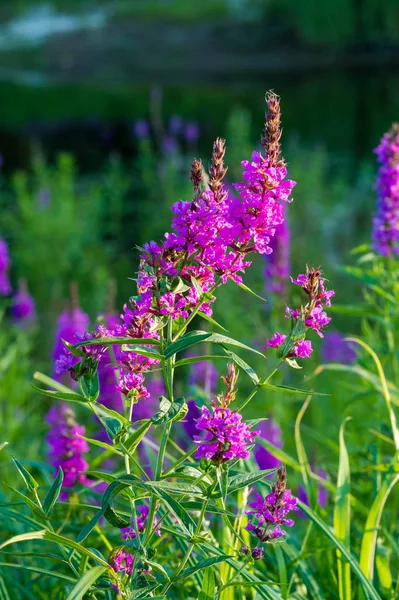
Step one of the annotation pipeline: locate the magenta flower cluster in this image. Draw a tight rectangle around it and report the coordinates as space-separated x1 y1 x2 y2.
55 123 296 407
372 124 399 255
194 405 259 465
46 404 89 492
264 268 334 360
246 488 298 542
111 550 134 576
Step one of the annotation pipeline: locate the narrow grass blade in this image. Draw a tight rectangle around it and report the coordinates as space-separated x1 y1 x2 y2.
334 418 352 600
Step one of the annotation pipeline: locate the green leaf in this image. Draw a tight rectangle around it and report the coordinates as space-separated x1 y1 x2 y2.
145 486 196 537
178 556 231 582
124 421 152 453
151 397 188 426
0 563 76 584
3 484 46 519
198 567 215 600
334 419 352 600
33 371 74 394
359 473 399 582
198 311 227 332
180 501 235 516
11 455 39 491
0 577 10 600
121 344 162 359
221 346 259 385
226 470 275 495
237 281 266 302
174 355 227 369
205 332 265 358
299 502 381 600
75 336 160 348
30 384 88 403
104 504 130 528
80 369 100 402
284 357 302 369
165 331 213 359
66 566 107 600
0 530 111 570
76 508 106 544
42 467 63 516
78 436 122 456
259 381 328 396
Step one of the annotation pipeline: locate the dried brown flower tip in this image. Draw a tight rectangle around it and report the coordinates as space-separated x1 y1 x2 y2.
262 91 284 168
216 362 238 407
209 137 228 203
275 464 287 500
190 158 204 194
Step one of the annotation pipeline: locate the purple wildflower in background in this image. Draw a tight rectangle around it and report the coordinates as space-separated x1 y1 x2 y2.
161 135 178 155
53 289 89 380
189 358 218 396
255 419 283 471
194 406 259 464
264 205 290 296
297 468 328 517
321 331 357 364
37 188 51 208
0 238 11 295
372 124 399 255
246 466 298 542
134 119 150 139
251 547 264 561
11 280 35 323
184 122 199 143
46 404 89 494
169 115 183 135
121 504 160 540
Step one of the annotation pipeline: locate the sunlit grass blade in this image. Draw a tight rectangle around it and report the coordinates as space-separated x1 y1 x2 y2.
359 473 399 583
334 418 352 600
66 566 107 600
298 502 381 600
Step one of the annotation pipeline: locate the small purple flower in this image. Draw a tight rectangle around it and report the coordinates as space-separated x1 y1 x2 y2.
241 545 249 555
255 419 282 471
161 136 178 155
246 466 298 543
321 331 356 364
251 547 264 561
265 332 286 348
194 405 259 464
134 119 150 139
111 549 134 575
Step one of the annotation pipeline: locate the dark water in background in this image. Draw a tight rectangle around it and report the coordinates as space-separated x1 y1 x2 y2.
0 64 398 172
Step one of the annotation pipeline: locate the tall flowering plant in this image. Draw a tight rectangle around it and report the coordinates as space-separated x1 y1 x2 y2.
3 93 334 599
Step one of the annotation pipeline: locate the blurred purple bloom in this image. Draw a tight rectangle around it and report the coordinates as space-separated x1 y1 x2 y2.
0 238 11 295
121 504 160 540
0 272 11 296
372 124 399 255
255 419 282 471
184 122 199 143
46 404 89 495
189 359 218 396
169 115 184 135
37 188 51 208
297 468 328 517
321 331 356 364
134 119 150 139
11 283 35 323
161 135 178 155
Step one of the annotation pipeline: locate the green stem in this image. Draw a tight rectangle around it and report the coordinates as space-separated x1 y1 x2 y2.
217 560 249 596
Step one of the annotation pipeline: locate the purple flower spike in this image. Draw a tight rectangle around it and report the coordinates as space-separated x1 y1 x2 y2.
134 119 150 139
372 124 399 255
0 238 11 296
11 280 35 323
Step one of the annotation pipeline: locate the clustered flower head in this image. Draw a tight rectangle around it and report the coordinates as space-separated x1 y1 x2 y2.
120 504 160 540
372 123 399 255
55 92 296 410
46 404 89 492
111 549 134 576
264 266 334 360
246 465 298 543
0 237 11 296
193 364 259 464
